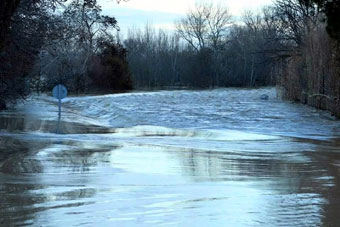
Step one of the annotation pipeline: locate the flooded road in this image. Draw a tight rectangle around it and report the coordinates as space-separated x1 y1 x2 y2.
0 88 340 226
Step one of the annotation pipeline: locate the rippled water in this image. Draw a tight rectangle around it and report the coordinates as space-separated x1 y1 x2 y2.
1 88 340 226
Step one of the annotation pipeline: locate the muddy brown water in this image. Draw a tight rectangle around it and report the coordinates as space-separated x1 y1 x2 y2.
0 88 340 226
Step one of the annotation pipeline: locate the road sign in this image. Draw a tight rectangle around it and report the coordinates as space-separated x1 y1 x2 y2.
52 84 67 100
52 84 67 120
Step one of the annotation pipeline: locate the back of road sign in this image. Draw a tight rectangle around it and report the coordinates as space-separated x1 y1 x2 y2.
52 84 67 121
52 84 67 100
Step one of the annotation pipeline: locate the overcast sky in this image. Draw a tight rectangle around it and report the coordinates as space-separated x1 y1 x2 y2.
99 0 274 35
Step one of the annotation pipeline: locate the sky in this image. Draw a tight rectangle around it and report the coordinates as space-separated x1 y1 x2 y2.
99 0 274 35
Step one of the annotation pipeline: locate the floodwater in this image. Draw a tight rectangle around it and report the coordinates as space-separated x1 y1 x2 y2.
0 88 340 226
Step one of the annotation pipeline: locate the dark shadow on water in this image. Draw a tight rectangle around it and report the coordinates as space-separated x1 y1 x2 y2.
0 136 46 226
0 136 117 226
50 142 119 172
0 115 114 134
307 138 340 226
170 138 340 226
0 136 47 173
0 181 96 226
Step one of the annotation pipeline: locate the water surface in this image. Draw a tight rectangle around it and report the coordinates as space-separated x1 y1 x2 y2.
0 88 340 226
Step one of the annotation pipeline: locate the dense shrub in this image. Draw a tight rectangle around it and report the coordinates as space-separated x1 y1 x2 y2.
89 42 132 92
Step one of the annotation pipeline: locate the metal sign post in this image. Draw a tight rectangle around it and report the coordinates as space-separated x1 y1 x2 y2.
52 84 67 134
58 95 61 119
52 84 67 119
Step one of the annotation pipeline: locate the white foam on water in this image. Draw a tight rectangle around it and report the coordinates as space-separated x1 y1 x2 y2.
113 125 280 141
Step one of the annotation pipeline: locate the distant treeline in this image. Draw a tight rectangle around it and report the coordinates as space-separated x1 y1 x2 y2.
124 4 279 88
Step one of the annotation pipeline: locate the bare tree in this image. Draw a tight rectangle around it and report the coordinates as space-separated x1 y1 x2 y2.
274 0 321 47
175 3 208 52
175 1 232 53
34 0 120 93
175 1 232 86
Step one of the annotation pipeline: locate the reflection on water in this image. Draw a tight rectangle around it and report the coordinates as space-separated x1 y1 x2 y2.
0 88 340 226
0 115 114 134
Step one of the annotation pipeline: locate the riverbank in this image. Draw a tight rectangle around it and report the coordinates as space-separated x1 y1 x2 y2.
277 85 340 118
